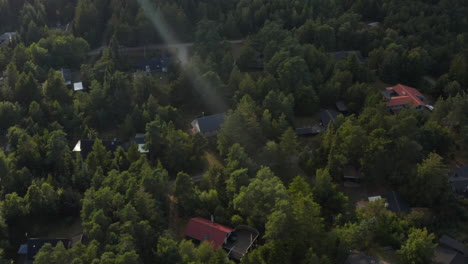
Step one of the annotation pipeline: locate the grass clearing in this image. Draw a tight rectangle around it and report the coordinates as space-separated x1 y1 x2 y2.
205 151 224 168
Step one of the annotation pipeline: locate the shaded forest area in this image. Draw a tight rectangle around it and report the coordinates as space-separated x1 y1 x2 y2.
0 0 468 263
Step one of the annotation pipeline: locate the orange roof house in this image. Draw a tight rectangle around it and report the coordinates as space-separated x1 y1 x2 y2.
382 84 428 112
184 217 234 249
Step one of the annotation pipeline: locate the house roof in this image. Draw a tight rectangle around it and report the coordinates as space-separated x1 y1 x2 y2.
380 191 410 213
331 51 366 64
450 167 468 194
450 178 468 194
295 125 322 136
133 133 149 153
345 252 387 264
184 217 234 249
73 82 84 92
439 235 468 255
133 133 145 145
61 68 72 85
320 109 340 128
72 139 120 158
0 32 16 44
385 84 427 108
26 238 70 260
433 246 460 264
193 113 226 134
453 166 468 178
336 101 349 112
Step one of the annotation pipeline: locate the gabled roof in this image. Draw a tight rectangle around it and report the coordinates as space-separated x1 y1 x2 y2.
295 125 322 136
450 167 468 194
193 113 226 134
184 217 233 249
61 68 72 85
133 133 149 153
368 191 410 213
320 109 340 128
385 84 426 108
439 235 468 255
453 166 468 178
26 238 70 260
0 32 16 44
433 246 460 264
380 191 410 213
73 139 120 158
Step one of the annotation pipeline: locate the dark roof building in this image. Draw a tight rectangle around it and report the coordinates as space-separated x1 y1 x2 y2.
450 167 468 198
433 235 468 264
295 125 323 136
72 139 120 158
368 191 410 213
184 217 234 249
18 238 71 262
336 101 349 112
133 133 149 153
184 217 259 261
0 32 16 46
320 109 340 128
331 50 365 64
61 68 72 86
191 113 226 137
380 191 410 213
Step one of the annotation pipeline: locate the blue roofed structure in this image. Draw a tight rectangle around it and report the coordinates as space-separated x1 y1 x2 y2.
17 238 71 261
191 113 226 137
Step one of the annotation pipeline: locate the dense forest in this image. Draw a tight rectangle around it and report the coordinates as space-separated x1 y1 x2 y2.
0 0 468 263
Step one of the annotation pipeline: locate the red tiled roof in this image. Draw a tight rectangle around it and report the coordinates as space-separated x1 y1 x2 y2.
386 84 426 107
184 217 233 248
386 96 413 106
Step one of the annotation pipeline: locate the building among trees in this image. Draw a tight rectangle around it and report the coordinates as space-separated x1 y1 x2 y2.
184 217 259 261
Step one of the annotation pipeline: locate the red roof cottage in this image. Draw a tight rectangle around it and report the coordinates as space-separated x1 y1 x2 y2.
382 84 429 112
184 217 260 261
184 217 234 249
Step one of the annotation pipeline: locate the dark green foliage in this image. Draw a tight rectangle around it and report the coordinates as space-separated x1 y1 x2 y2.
0 0 467 263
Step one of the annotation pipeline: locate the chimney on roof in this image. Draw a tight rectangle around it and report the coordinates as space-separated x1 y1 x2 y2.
211 215 214 224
